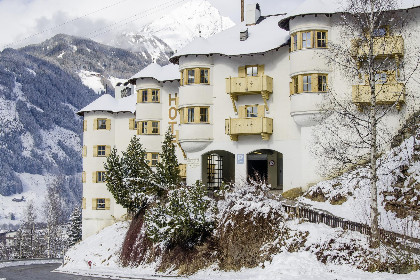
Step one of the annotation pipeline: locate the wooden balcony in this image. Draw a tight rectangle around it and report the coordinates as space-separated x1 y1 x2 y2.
226 75 273 112
352 83 405 109
225 117 273 141
351 36 404 58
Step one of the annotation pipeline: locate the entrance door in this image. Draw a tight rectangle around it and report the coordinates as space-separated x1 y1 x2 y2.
247 153 268 182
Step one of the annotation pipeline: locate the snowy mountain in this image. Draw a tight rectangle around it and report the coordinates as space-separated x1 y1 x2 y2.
21 34 168 94
141 0 235 52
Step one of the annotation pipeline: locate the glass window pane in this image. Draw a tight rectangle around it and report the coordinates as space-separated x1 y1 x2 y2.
246 66 258 77
142 90 148 102
318 75 327 92
293 34 298 50
317 32 326 48
246 106 258 118
200 69 209 84
151 90 159 102
200 108 208 122
188 69 195 84
188 108 194 123
98 119 107 129
142 122 147 134
152 122 159 134
98 145 106 156
303 75 311 92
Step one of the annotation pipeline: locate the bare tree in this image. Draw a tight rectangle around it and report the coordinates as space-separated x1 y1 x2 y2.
312 0 420 247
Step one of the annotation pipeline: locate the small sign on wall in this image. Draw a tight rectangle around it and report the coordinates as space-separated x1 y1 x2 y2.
237 154 244 164
186 158 199 168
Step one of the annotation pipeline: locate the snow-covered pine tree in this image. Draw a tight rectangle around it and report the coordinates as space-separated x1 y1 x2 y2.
16 201 38 258
68 206 82 247
154 127 181 190
43 180 65 258
105 136 157 212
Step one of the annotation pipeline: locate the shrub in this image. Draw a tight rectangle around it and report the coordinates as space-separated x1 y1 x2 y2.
145 182 215 248
282 187 303 200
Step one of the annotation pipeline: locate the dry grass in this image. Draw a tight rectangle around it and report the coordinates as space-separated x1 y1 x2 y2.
282 187 303 200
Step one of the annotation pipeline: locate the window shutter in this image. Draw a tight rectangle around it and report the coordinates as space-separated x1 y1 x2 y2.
257 65 265 76
105 145 111 156
291 35 294 51
129 118 134 130
238 66 246 78
238 106 246 118
92 199 97 210
137 90 141 103
257 105 265 118
194 107 200 124
312 74 318 92
157 121 160 134
83 120 87 131
82 171 86 183
194 68 200 84
179 108 184 124
105 198 111 210
297 31 302 50
106 119 111 130
92 172 97 183
82 198 86 209
325 31 328 47
180 71 184 86
298 75 303 93
93 119 98 130
289 81 293 95
93 145 98 157
184 69 188 84
147 121 152 135
83 146 87 157
311 31 315 48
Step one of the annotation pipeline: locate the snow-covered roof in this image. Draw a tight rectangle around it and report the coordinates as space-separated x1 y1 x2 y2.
279 0 420 30
170 14 290 63
130 63 179 81
77 94 136 115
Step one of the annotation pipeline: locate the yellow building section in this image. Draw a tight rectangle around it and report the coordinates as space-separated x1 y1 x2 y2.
225 105 273 141
352 83 405 109
179 164 187 178
351 35 403 59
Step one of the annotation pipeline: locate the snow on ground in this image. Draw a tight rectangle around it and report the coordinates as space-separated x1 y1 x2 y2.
108 76 126 88
0 173 55 227
78 70 104 94
58 220 420 280
0 259 61 268
299 133 420 238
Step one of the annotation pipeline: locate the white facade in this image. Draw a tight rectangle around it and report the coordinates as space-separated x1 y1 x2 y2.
79 1 420 239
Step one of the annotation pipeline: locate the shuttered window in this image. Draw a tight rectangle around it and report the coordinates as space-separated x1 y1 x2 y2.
181 68 210 85
290 74 328 94
137 89 160 103
138 121 160 135
290 30 328 51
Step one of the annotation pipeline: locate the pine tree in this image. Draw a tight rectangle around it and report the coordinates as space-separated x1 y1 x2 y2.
68 207 82 247
17 201 37 258
44 180 64 258
154 127 181 189
105 136 156 212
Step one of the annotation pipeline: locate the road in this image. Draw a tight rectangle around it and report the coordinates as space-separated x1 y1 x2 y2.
0 263 116 280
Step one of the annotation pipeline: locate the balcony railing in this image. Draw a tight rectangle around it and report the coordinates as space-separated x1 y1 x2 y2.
351 36 404 58
225 117 273 141
226 75 273 96
352 83 405 109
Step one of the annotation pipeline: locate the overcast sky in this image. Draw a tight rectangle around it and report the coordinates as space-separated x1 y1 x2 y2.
0 0 305 50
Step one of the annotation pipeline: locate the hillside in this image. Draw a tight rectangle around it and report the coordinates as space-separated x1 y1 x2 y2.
21 34 169 94
0 48 98 226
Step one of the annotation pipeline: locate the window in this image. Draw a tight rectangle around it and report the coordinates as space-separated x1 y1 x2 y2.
293 76 299 94
246 106 258 118
316 31 327 48
188 69 195 84
303 75 312 92
188 108 195 123
302 32 311 49
142 90 148 102
96 199 105 209
151 90 159 102
97 171 106 183
200 107 208 123
293 33 298 51
200 69 209 84
151 153 159 167
97 119 107 129
246 66 258 77
375 73 387 84
141 121 148 134
372 27 388 37
97 145 106 156
151 122 159 134
134 121 138 129
318 75 327 92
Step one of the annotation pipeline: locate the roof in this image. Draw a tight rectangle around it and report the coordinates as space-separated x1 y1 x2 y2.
77 94 136 115
279 0 420 30
130 63 179 81
170 14 290 63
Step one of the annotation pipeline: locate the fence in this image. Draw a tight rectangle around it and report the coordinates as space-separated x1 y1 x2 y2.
282 203 420 253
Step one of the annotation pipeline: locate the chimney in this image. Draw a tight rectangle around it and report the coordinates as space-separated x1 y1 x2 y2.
246 3 261 26
241 0 244 22
240 28 249 41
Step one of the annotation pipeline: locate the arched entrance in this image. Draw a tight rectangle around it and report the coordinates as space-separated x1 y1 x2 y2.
202 150 235 189
247 149 283 190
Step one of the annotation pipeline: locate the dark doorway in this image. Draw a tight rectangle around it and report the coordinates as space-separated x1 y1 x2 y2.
247 154 268 182
247 149 283 190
